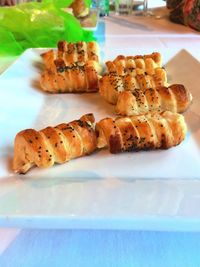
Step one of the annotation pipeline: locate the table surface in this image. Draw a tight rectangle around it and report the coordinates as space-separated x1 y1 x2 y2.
106 8 200 37
1 5 200 266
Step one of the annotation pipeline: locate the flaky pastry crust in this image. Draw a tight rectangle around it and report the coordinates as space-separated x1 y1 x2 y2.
13 114 97 174
96 111 187 153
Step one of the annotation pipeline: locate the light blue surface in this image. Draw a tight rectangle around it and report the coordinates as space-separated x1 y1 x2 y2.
0 230 200 267
2 216 200 232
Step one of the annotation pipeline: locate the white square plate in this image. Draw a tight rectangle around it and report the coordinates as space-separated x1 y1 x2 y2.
0 47 200 231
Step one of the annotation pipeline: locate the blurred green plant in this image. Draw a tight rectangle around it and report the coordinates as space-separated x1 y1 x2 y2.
0 0 94 56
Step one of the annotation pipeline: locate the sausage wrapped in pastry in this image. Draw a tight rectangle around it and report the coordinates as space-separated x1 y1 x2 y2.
40 58 99 93
116 84 192 116
40 40 101 93
96 111 187 153
99 69 168 104
13 114 97 174
41 41 101 73
106 52 162 76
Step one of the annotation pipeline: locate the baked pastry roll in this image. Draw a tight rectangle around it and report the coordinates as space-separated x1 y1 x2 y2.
70 0 89 18
40 40 101 93
106 52 162 76
116 84 192 116
99 69 168 104
41 41 101 73
13 114 97 174
40 58 99 93
96 111 187 153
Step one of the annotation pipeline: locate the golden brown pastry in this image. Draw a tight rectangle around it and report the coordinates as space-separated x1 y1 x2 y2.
99 69 168 104
40 59 99 93
106 52 162 76
13 114 97 174
70 0 89 18
96 111 187 153
116 84 193 116
40 41 101 93
41 41 101 73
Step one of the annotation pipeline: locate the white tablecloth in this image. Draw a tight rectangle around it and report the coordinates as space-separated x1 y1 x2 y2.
105 8 200 37
1 6 200 266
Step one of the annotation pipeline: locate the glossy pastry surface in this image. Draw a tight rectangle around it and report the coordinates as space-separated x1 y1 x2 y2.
13 114 97 174
99 69 168 104
116 84 193 116
96 111 187 153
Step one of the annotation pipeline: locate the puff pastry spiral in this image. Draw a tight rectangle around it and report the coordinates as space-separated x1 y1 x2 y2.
106 52 162 76
99 69 168 104
96 111 187 153
40 59 99 93
41 41 101 72
116 84 192 116
13 114 97 174
40 41 101 93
